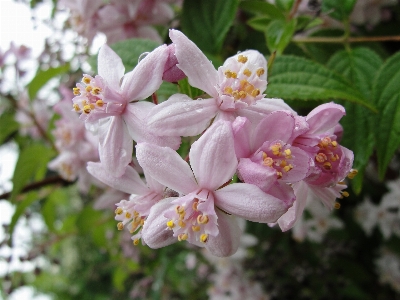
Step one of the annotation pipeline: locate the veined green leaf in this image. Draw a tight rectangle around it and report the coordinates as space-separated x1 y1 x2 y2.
265 19 296 55
267 55 377 111
240 0 285 19
372 52 400 179
28 64 70 100
181 0 239 54
327 48 382 193
10 143 55 202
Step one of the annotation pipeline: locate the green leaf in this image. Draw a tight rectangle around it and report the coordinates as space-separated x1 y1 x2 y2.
240 0 285 19
42 188 68 232
181 0 239 54
247 16 272 32
327 48 383 193
112 266 128 292
28 64 70 100
372 52 400 179
76 206 105 234
10 143 55 202
0 112 19 145
157 82 179 102
178 78 204 99
267 55 377 111
276 0 295 12
89 39 161 73
321 0 357 21
9 192 40 241
265 19 296 55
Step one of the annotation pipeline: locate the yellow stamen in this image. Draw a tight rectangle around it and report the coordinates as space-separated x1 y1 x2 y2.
323 162 332 170
125 212 132 219
331 140 338 147
85 85 92 92
263 157 274 167
167 220 175 229
178 220 186 228
251 89 260 97
334 202 341 209
224 86 233 94
200 233 208 243
243 69 252 77
115 207 123 215
276 171 283 179
92 87 101 95
238 91 246 99
347 169 358 179
341 191 349 197
73 87 80 95
83 77 91 84
117 222 124 230
96 100 104 107
178 233 188 241
192 200 199 211
315 153 327 163
237 55 248 63
73 104 80 112
192 225 201 232
175 205 185 215
83 105 91 114
256 68 265 77
283 164 293 172
133 239 140 245
197 215 209 224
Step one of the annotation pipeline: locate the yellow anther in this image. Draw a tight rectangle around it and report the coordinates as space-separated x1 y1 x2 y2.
83 77 91 84
115 207 123 215
133 211 139 217
238 91 246 99
256 68 265 77
125 212 132 219
200 233 208 243
167 220 175 229
225 70 233 78
133 239 140 246
334 202 341 209
178 220 186 228
232 90 239 99
284 149 292 159
263 157 274 167
96 100 104 107
323 162 332 170
82 100 88 106
224 86 233 94
140 219 145 226
276 171 283 179
243 69 252 77
192 225 201 232
178 233 188 241
283 164 293 172
315 153 327 163
331 140 338 147
130 222 139 233
262 152 268 160
320 137 331 148
192 200 199 211
117 222 124 230
179 213 185 220
92 87 101 95
175 205 185 215
73 104 80 112
89 103 95 110
347 169 358 179
330 154 339 162
237 55 248 63
83 105 91 114
251 89 260 97
338 181 346 185
231 72 237 79
85 85 93 92
197 215 209 224
270 143 282 156
73 87 80 95
280 160 288 167
341 191 350 197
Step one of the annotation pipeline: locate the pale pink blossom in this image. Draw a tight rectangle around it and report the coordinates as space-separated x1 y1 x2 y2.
72 44 180 176
137 120 291 257
147 29 293 137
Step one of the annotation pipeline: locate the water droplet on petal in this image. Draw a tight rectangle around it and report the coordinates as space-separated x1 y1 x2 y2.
138 52 150 63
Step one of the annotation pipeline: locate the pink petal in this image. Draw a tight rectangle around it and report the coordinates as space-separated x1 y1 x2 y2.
252 111 296 150
214 183 289 223
136 143 198 195
98 116 133 177
190 121 237 190
141 198 177 248
237 158 277 192
205 210 241 257
87 162 148 195
123 103 181 150
98 44 125 91
232 116 252 159
147 94 218 136
94 189 127 210
306 103 345 135
277 181 309 231
169 29 219 98
121 45 168 101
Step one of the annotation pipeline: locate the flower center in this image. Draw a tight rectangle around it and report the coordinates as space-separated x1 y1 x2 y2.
314 137 341 172
72 75 106 116
261 142 295 179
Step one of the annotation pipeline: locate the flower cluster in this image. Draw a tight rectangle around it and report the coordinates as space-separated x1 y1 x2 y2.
58 0 180 44
69 29 355 257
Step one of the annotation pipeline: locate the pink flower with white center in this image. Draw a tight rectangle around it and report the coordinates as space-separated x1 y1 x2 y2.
146 29 294 137
136 120 291 257
72 44 180 176
87 162 168 245
232 112 312 205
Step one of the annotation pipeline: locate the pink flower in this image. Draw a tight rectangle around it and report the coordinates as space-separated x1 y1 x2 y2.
136 120 291 257
72 44 180 176
232 112 312 205
147 29 293 137
87 162 167 245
